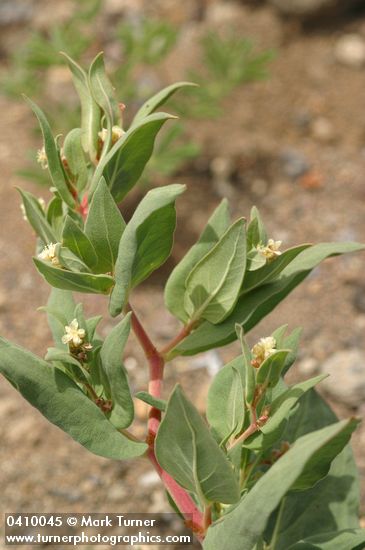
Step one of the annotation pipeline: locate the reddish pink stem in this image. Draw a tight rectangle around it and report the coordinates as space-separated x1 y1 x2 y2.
127 304 205 540
148 448 204 540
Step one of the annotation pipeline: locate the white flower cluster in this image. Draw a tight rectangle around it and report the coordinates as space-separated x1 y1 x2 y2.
256 239 282 261
98 125 125 144
38 243 60 267
61 319 86 347
251 336 277 367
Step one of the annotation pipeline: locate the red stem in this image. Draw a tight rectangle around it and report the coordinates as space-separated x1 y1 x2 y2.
160 319 197 357
148 448 204 541
127 303 205 540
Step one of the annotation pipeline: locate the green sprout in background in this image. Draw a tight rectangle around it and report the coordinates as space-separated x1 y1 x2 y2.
1 2 273 188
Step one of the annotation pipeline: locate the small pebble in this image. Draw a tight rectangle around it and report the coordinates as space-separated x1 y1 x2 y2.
311 117 335 143
335 34 365 68
138 470 160 488
320 349 365 408
298 170 325 190
353 285 365 314
298 357 319 377
280 149 311 179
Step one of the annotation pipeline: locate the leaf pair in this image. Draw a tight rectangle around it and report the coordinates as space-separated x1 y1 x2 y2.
169 241 365 356
43 289 134 430
0 336 146 460
165 199 247 326
203 417 359 549
33 177 125 294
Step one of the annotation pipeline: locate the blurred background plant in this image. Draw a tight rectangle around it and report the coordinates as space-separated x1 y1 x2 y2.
0 0 273 188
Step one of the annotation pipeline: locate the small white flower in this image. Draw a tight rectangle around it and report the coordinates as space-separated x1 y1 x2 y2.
20 203 27 221
38 243 60 267
36 147 48 170
251 336 277 367
257 239 282 261
61 319 86 347
38 197 46 210
21 197 45 222
98 125 125 144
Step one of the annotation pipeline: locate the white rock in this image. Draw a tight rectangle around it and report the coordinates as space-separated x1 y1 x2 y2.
335 34 365 69
149 489 167 513
320 349 365 407
138 470 160 488
311 117 336 143
298 357 319 377
108 484 128 502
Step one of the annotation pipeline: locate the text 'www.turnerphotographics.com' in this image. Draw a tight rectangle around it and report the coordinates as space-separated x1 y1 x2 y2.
5 513 193 546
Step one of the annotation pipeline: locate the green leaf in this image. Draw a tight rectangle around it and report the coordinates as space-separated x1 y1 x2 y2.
86 315 103 341
287 529 365 549
280 327 302 376
247 206 267 249
165 198 230 323
207 356 245 444
100 313 134 429
46 196 64 240
246 248 267 271
171 242 365 357
45 347 88 384
109 184 185 316
17 188 56 244
58 246 91 273
243 245 310 292
203 419 359 550
24 97 75 208
132 81 197 125
236 325 255 406
243 375 327 451
90 113 176 202
34 258 114 294
89 52 120 135
256 350 290 387
0 337 147 460
291 423 360 492
264 390 362 548
84 177 125 273
63 128 89 191
184 219 247 324
42 288 76 348
45 347 82 368
135 391 167 412
156 385 240 505
62 53 101 163
62 215 98 269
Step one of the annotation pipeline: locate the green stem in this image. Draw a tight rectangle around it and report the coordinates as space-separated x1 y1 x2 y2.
240 453 261 491
270 497 286 550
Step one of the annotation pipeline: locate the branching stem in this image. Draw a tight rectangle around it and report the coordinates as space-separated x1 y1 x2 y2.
127 302 205 541
160 319 198 358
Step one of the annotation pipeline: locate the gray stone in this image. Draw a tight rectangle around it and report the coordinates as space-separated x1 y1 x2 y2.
353 285 365 314
280 149 311 179
0 0 34 26
320 349 365 408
